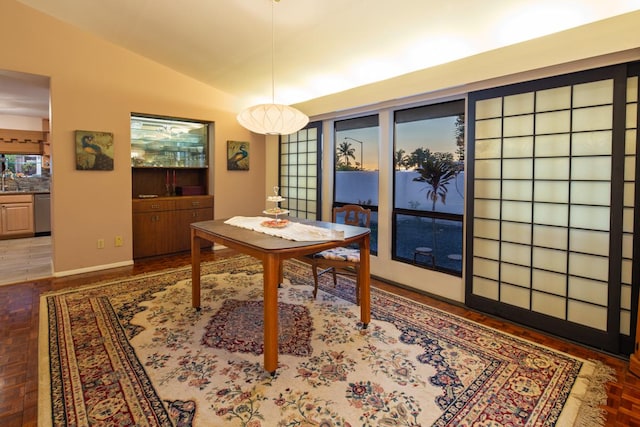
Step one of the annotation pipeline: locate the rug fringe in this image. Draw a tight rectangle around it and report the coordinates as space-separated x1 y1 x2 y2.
571 359 616 427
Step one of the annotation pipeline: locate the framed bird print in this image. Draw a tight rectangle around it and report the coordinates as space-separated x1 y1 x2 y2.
75 130 114 171
227 140 249 171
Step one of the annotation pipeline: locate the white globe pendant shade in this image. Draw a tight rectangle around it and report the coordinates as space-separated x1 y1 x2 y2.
237 103 309 135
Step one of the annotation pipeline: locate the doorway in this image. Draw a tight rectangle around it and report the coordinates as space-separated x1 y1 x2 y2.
0 70 52 284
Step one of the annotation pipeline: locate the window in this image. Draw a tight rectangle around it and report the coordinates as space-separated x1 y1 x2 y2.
393 100 465 274
1 154 44 176
334 115 379 253
280 123 322 219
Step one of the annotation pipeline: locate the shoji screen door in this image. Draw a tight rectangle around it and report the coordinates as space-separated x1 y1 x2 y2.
466 64 638 355
279 122 322 220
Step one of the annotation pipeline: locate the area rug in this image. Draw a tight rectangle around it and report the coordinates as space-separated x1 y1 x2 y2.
39 255 614 426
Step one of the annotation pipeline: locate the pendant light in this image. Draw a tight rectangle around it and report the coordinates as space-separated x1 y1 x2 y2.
237 0 309 135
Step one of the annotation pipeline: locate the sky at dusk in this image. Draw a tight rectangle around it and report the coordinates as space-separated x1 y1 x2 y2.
336 115 459 170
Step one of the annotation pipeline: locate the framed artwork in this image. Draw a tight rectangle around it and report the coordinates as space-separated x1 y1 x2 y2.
75 130 114 171
227 140 249 171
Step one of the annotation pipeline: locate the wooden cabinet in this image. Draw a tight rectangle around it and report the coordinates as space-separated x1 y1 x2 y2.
42 118 51 171
0 129 45 154
174 197 214 252
0 194 34 238
132 195 213 258
131 115 210 199
132 199 175 258
131 116 212 258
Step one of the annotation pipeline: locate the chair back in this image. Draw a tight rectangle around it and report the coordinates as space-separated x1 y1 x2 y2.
333 204 371 228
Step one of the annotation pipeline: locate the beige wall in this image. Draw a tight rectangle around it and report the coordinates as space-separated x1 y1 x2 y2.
3 0 640 281
1 0 266 275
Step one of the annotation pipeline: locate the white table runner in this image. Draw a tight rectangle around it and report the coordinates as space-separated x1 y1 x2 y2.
224 216 345 241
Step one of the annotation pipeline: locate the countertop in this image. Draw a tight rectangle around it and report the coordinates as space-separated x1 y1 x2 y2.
0 191 50 195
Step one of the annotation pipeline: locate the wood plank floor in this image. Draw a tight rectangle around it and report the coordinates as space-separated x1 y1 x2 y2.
1 248 639 426
0 236 51 286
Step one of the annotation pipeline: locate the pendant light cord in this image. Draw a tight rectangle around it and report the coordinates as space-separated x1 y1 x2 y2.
236 0 308 135
271 0 276 104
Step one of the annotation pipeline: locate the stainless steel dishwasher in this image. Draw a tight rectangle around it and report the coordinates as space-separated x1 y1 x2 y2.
34 193 51 235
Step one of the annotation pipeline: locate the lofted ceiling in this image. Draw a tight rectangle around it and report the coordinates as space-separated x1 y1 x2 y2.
0 70 50 119
3 0 640 119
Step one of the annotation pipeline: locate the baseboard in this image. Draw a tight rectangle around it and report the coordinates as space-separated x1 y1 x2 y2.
54 260 134 278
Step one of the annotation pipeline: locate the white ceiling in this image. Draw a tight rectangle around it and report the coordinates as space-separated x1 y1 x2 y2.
3 0 640 118
0 70 50 118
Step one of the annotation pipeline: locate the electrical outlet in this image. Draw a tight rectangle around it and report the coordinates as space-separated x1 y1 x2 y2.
115 236 123 247
97 239 105 249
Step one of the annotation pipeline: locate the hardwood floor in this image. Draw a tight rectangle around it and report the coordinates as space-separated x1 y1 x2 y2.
0 236 51 286
1 248 639 426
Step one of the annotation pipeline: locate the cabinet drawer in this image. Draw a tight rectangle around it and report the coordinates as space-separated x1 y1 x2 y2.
0 194 33 204
175 196 213 210
132 199 175 213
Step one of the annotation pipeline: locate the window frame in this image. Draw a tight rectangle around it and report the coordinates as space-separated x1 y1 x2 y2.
333 114 380 255
392 100 466 276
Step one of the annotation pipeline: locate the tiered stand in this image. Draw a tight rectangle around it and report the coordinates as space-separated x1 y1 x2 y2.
262 186 289 227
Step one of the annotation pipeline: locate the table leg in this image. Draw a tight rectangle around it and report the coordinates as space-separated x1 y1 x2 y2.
191 228 202 310
277 260 284 288
263 255 280 374
359 234 371 328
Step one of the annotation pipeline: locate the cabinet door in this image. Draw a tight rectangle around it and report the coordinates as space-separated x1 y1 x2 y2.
132 211 174 258
175 208 214 252
1 203 34 237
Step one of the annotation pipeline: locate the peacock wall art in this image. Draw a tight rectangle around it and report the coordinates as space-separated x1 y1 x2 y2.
227 140 249 171
75 130 115 171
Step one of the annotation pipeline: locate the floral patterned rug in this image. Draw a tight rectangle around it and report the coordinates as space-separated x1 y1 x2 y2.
39 255 614 426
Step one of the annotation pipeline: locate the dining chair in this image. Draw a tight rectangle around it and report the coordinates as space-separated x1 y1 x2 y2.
308 204 371 304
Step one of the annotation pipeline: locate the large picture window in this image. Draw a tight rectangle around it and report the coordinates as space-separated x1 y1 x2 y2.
393 100 465 275
334 115 379 254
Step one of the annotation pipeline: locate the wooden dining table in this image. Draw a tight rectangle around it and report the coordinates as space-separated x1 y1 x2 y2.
190 218 371 374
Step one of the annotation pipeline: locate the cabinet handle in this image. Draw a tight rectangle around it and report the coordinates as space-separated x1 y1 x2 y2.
191 202 200 207
151 204 160 209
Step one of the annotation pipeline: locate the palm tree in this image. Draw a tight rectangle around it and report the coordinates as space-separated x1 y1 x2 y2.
336 141 356 168
413 151 456 210
394 148 410 170
454 114 465 162
413 151 457 259
408 147 431 169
